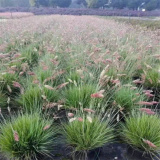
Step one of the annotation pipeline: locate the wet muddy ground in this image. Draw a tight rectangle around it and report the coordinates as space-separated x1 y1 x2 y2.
49 143 158 160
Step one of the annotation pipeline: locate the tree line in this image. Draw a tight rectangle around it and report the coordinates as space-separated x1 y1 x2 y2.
85 0 160 10
0 0 160 11
29 0 72 8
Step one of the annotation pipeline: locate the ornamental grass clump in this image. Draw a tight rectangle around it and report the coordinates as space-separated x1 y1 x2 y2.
0 92 7 108
0 73 19 96
43 86 59 102
121 111 160 155
18 85 60 112
18 86 42 112
143 69 160 88
114 86 145 114
66 71 82 84
34 68 53 84
21 45 40 68
63 115 114 155
0 113 57 160
64 84 97 109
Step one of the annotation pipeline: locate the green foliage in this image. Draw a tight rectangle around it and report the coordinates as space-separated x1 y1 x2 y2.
0 73 18 89
86 0 98 8
0 113 57 160
121 111 160 154
127 0 142 10
114 18 160 30
144 69 160 88
65 71 82 84
56 0 72 7
29 0 72 7
18 85 60 112
0 92 7 108
114 86 145 113
21 46 39 68
96 0 108 8
18 86 43 112
106 66 118 79
0 73 19 96
34 69 53 84
0 10 160 160
0 0 29 7
39 0 50 6
110 0 128 9
0 0 13 7
77 0 87 6
109 0 160 10
64 84 97 109
63 116 114 152
0 0 160 10
145 0 160 11
29 0 38 7
43 86 59 102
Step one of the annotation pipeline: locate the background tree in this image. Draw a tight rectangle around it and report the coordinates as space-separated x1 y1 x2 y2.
39 0 50 7
0 0 160 10
0 0 14 7
29 0 39 7
13 0 30 7
49 0 57 7
127 0 143 10
144 0 159 11
0 0 29 7
76 0 87 6
96 0 108 8
110 0 128 9
86 0 98 8
57 0 72 7
49 0 71 7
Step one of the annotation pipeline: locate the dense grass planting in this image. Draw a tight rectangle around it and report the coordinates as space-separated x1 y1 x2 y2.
114 17 160 30
0 15 160 159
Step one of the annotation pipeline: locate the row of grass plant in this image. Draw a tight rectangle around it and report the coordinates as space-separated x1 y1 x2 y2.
0 15 160 160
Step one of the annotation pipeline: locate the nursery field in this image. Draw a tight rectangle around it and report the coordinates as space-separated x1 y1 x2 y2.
0 15 160 160
114 17 160 30
0 12 34 19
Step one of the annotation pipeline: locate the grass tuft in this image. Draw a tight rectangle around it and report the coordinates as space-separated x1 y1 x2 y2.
63 116 114 153
0 113 57 160
64 84 97 109
121 111 160 155
18 86 43 112
114 86 145 113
